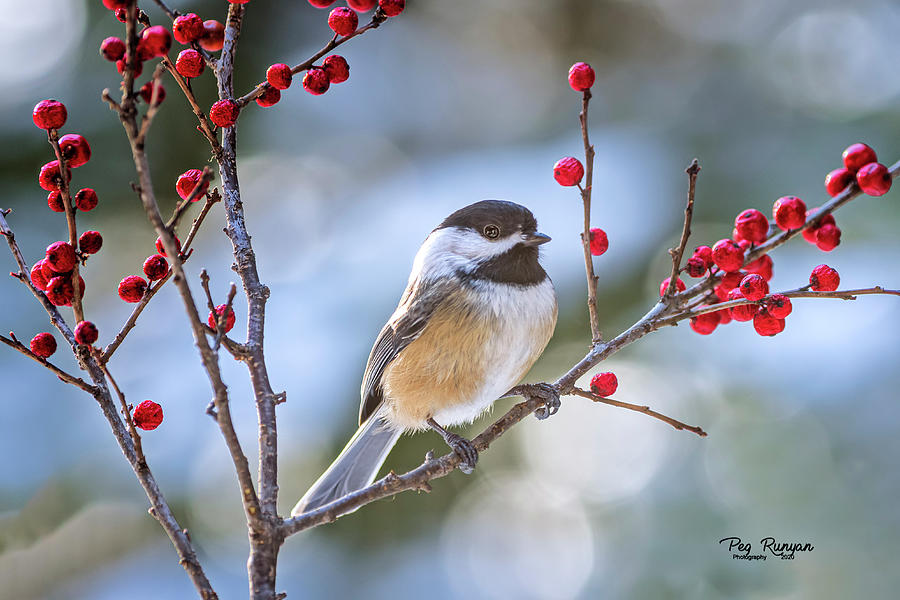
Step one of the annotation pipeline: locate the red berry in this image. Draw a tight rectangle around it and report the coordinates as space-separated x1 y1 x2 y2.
716 305 733 325
79 230 103 255
139 80 166 104
30 332 57 358
323 55 350 83
802 209 836 244
140 25 172 58
686 255 707 277
765 294 792 319
31 260 51 291
143 254 169 281
745 253 773 282
772 196 806 231
133 400 164 431
588 228 608 256
589 372 617 397
266 63 293 90
659 276 686 297
118 275 148 303
47 191 65 212
100 37 126 62
727 288 756 322
228 0 251 3
567 62 595 92
302 68 330 95
210 99 240 128
712 239 744 273
176 169 209 201
45 241 76 273
348 0 377 10
753 310 785 337
40 259 55 281
74 188 98 212
114 8 127 22
328 7 358 36
58 134 91 168
32 99 67 130
102 0 129 8
856 162 892 196
74 320 99 346
208 304 236 333
116 58 143 78
553 156 584 186
308 0 336 6
814 223 841 252
173 13 204 45
200 20 225 52
842 143 877 173
714 270 745 301
46 276 75 306
378 0 405 17
38 160 70 192
690 311 720 335
739 273 768 301
256 86 281 108
809 264 839 292
693 245 713 266
156 234 182 257
175 49 204 78
824 167 854 197
734 208 769 244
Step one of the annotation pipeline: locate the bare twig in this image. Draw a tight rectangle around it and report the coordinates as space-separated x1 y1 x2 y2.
159 56 223 156
99 360 145 464
570 387 707 437
664 159 700 299
136 63 168 147
0 333 97 394
576 90 602 343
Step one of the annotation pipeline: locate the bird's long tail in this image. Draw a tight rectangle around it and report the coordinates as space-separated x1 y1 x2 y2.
291 407 401 516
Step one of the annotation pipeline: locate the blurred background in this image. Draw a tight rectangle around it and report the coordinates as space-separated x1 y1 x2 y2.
2 0 900 598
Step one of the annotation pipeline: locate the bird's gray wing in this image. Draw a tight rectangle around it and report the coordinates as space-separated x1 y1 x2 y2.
358 277 453 425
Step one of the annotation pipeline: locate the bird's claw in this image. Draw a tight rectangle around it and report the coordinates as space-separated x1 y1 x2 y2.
522 383 561 420
445 433 478 474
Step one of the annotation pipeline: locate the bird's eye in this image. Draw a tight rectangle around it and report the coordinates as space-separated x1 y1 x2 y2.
483 224 500 239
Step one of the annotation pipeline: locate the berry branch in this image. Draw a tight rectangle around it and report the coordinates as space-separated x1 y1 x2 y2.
0 332 97 394
569 387 707 437
664 159 700 299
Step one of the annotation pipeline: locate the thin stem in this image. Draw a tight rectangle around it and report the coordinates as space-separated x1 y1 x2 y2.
569 387 707 437
46 129 84 324
664 159 700 299
577 89 601 343
100 360 145 464
0 333 97 394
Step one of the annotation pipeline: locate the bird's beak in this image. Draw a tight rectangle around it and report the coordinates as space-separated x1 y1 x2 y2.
522 231 551 246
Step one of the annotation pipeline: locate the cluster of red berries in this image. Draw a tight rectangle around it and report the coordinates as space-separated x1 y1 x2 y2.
825 143 892 198
30 100 102 308
668 142 893 337
117 236 178 303
308 0 405 19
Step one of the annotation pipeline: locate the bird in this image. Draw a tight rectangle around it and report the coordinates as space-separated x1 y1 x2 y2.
291 200 558 516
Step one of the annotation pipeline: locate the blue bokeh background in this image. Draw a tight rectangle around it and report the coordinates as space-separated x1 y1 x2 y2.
1 1 899 599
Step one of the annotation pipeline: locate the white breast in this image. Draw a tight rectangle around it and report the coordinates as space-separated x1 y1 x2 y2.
431 277 558 427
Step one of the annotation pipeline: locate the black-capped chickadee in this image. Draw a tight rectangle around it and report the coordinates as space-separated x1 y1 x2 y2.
291 200 558 515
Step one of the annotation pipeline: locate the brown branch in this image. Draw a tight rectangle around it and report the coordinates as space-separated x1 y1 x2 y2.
576 90 602 343
282 394 545 536
136 63 167 146
160 56 223 157
0 333 97 394
234 14 387 108
664 159 700 299
99 360 145 464
151 0 177 20
101 192 220 364
569 387 706 437
46 129 84 324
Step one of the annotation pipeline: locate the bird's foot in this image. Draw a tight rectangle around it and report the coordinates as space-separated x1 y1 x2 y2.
427 417 478 474
515 382 561 420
